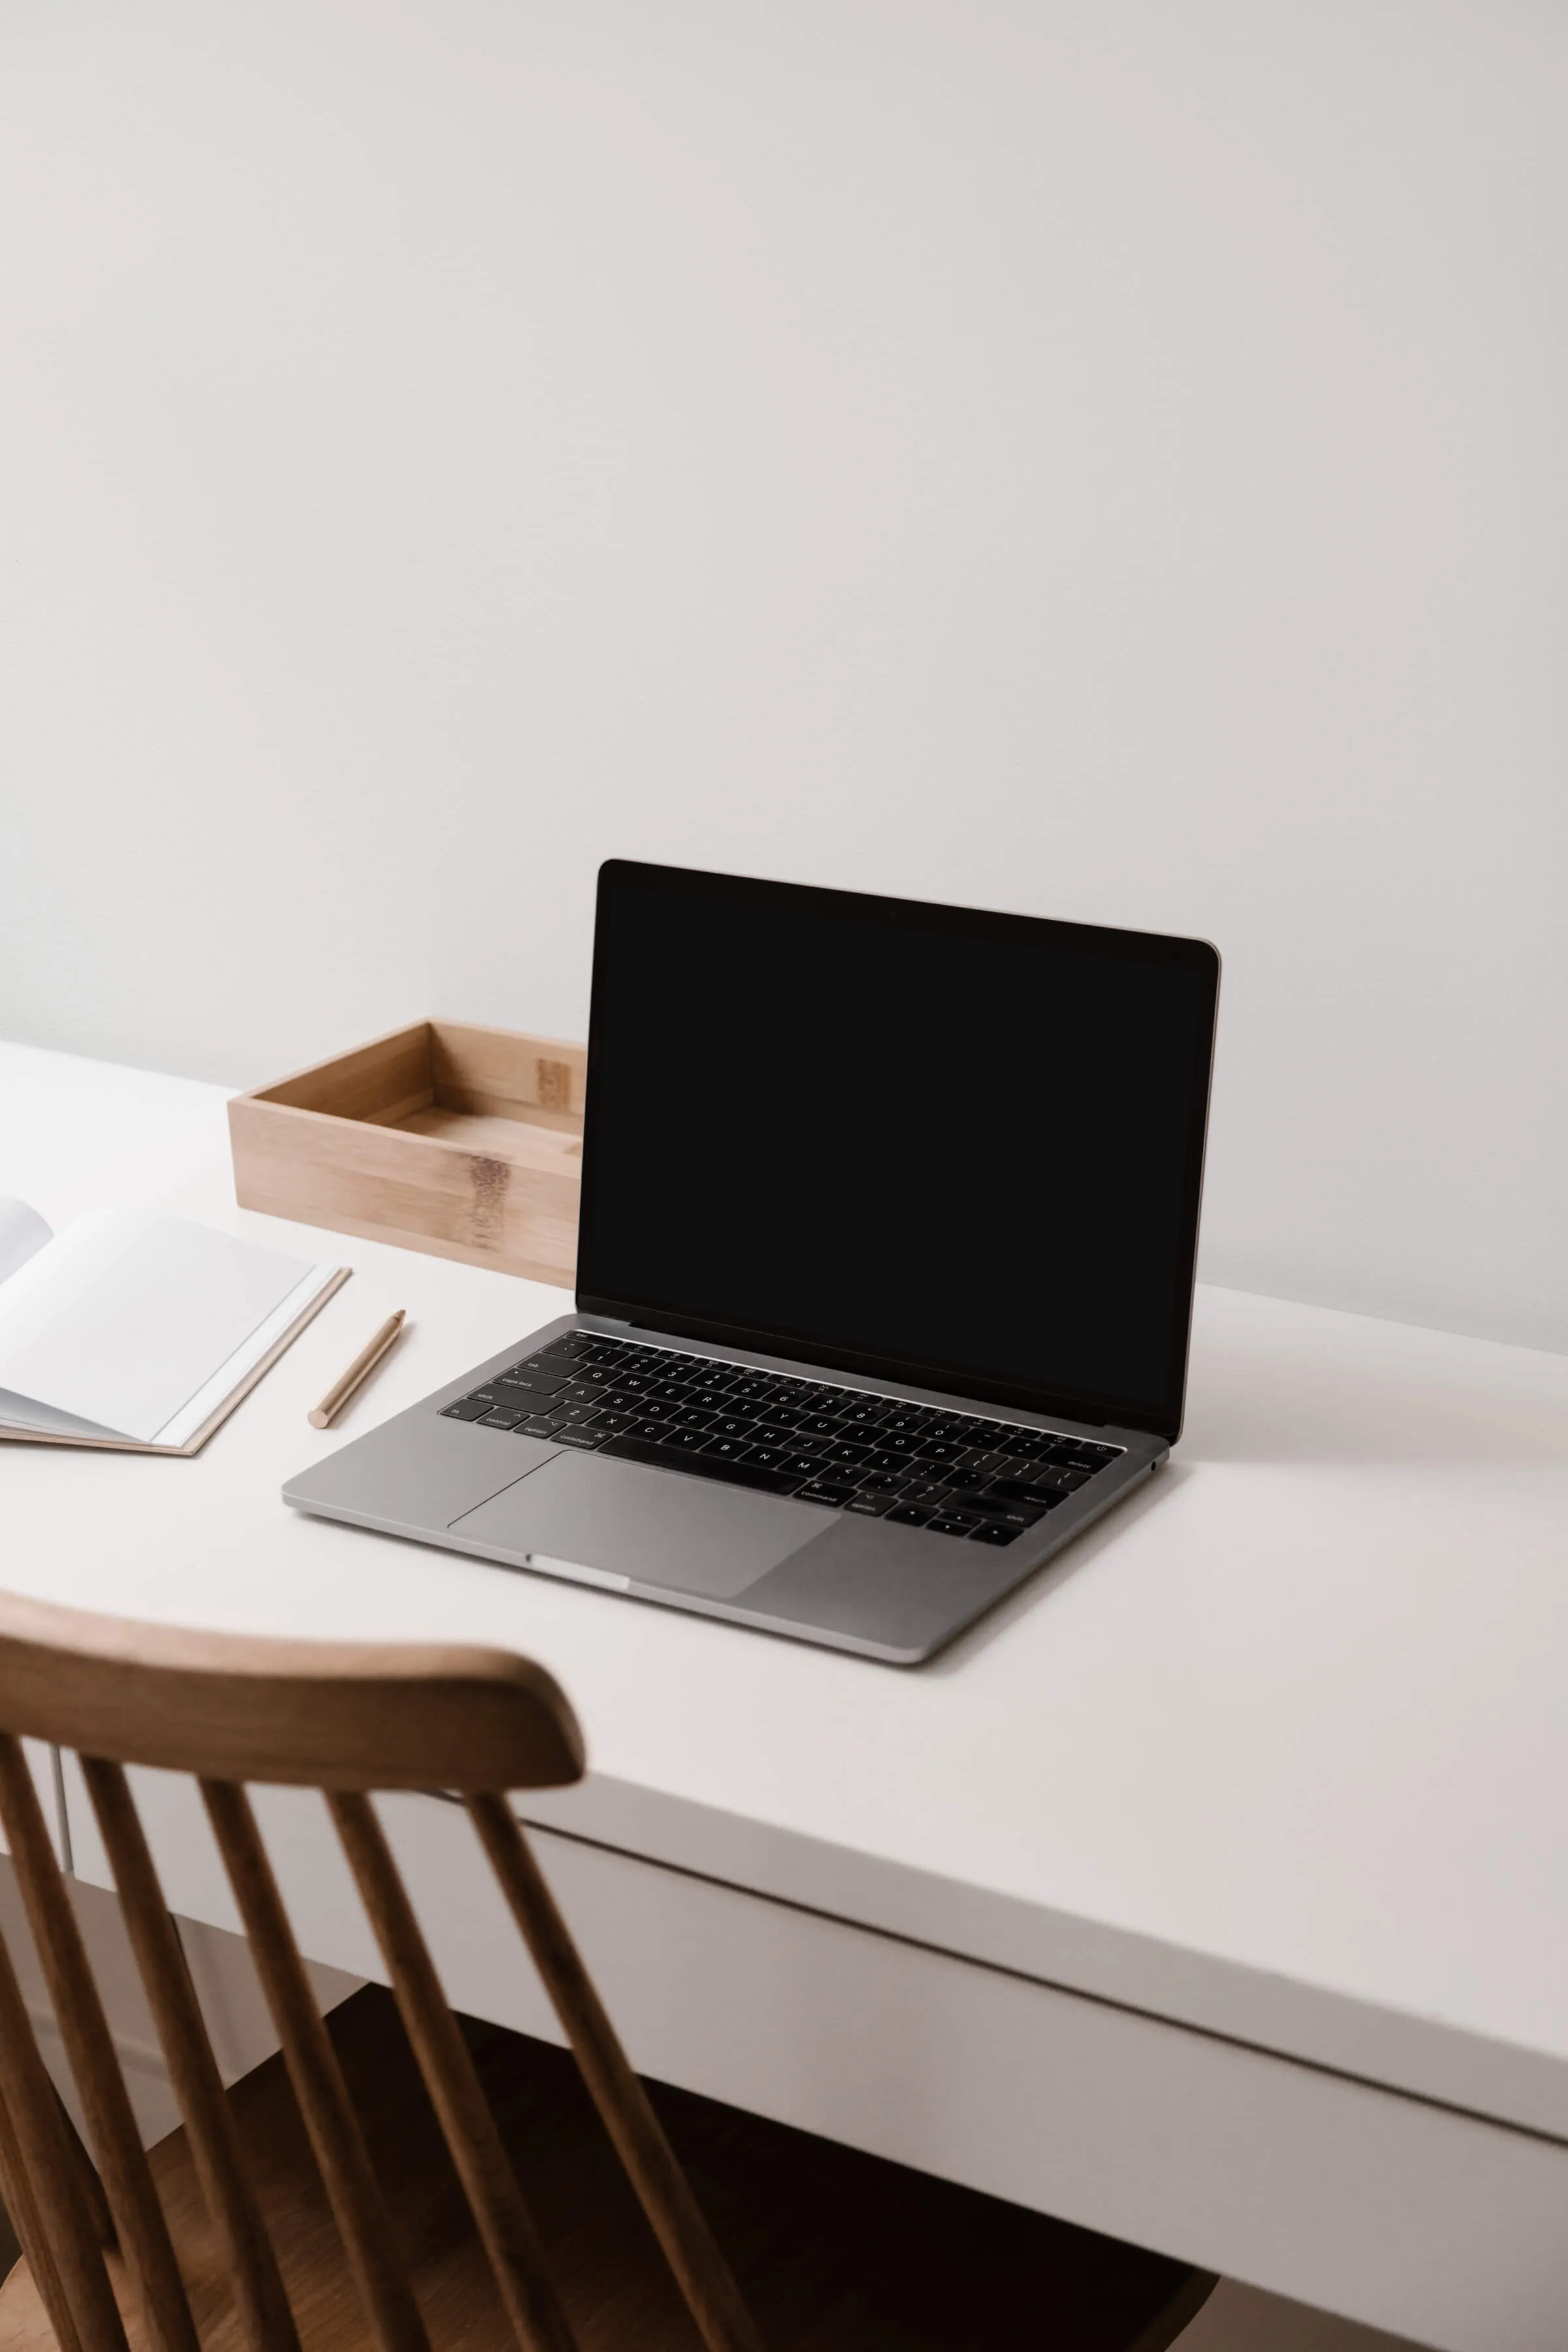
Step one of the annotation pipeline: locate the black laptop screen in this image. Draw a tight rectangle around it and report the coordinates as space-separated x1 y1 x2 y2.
577 864 1218 1437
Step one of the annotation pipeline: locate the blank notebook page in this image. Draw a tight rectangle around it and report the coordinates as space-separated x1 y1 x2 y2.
0 1208 317 1443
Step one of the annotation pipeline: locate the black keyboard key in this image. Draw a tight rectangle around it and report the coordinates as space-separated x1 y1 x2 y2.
701 1436 754 1461
795 1480 858 1507
847 1494 896 1516
796 1414 843 1439
647 1381 692 1404
925 1515 978 1537
913 1439 966 1463
857 1471 906 1494
584 1410 638 1433
684 1388 734 1413
499 1371 568 1398
778 1451 828 1478
534 1335 600 1362
885 1504 934 1527
1026 1465 1090 1494
549 1425 605 1450
863 1449 914 1475
442 1398 493 1421
987 1478 1068 1509
476 1409 523 1430
670 1407 718 1430
823 1440 872 1468
709 1416 757 1441
968 1522 1021 1546
945 1489 1045 1527
898 1479 950 1506
598 1434 802 1495
747 1424 795 1449
962 1450 1015 1478
518 1416 566 1439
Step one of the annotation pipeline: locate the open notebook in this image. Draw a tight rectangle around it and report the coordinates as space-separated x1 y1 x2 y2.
0 1196 348 1455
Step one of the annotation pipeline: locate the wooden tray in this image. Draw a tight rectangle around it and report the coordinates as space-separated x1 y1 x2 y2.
229 1021 585 1286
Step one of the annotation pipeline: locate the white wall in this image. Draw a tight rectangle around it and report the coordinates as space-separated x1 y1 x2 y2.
1 1 1563 1352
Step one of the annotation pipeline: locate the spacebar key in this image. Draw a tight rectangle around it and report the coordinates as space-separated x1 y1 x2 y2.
598 1435 802 1495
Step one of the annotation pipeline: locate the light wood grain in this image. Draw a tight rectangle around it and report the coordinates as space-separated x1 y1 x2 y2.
428 1022 587 1126
229 1020 585 1284
250 1024 436 1124
307 1312 405 1429
0 1592 583 1790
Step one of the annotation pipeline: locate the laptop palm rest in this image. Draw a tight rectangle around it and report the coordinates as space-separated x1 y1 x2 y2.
447 1452 824 1601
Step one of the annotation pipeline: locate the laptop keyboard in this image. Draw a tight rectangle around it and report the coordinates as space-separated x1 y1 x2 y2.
440 1333 1124 1548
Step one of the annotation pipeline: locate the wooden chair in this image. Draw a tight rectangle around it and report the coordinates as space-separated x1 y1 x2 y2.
0 1590 1215 2352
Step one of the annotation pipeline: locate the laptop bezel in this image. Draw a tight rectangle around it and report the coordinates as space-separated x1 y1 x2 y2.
575 860 1220 1443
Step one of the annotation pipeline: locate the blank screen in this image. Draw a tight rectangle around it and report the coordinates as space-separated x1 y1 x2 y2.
579 868 1217 1430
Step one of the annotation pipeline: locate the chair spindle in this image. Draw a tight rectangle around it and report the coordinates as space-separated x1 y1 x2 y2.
467 1793 767 2352
0 1735 197 2352
200 1778 431 2352
329 1791 580 2352
80 1756 301 2352
0 2070 91 2352
0 1876 128 2352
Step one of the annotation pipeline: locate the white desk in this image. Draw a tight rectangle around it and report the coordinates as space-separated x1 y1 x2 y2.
6 1039 1568 2351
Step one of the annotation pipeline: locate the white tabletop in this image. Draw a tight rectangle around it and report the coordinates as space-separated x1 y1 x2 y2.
5 1039 1568 2145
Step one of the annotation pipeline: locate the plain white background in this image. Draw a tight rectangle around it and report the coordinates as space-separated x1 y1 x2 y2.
1 0 1563 1360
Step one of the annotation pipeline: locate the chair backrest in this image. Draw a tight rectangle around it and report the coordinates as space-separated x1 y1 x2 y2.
0 1590 764 2352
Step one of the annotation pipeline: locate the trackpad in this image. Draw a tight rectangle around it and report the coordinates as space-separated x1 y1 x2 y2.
448 1452 823 1600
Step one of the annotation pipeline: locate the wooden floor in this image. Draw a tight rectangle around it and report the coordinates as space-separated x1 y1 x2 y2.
0 1988 1211 2352
0 1995 1425 2351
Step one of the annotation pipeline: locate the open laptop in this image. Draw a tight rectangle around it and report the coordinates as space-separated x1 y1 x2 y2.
284 863 1219 1665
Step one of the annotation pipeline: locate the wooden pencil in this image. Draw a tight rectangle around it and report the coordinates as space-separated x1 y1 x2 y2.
308 1311 406 1429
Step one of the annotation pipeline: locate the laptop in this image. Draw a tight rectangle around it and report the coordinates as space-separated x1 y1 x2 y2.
284 862 1220 1665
